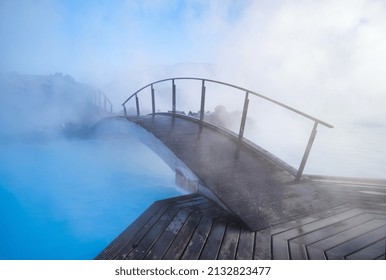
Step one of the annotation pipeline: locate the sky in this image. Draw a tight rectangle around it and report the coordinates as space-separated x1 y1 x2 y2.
1 0 386 125
0 0 247 79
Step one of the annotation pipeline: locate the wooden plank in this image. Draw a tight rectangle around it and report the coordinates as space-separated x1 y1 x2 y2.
122 197 207 260
162 212 202 259
272 208 365 259
236 227 255 260
181 216 214 260
261 204 350 236
289 242 308 260
345 239 386 260
199 219 227 259
144 209 191 260
289 212 380 259
254 232 272 260
253 206 349 260
125 205 182 259
326 225 386 259
306 246 327 260
217 224 240 260
112 195 207 259
307 219 386 260
96 198 179 259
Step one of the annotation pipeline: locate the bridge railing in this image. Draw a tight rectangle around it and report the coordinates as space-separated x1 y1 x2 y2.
89 89 113 113
122 77 333 180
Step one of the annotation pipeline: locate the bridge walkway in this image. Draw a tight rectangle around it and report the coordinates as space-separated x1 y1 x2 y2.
124 114 344 231
95 114 386 260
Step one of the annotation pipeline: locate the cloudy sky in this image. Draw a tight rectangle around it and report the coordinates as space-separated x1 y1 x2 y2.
1 0 386 124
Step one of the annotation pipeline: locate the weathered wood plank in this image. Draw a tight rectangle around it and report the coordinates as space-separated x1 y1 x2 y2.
326 225 386 259
162 212 202 259
288 212 378 259
97 197 181 259
218 224 240 260
125 205 182 259
236 227 255 260
345 239 386 260
199 219 227 259
307 219 386 260
112 195 207 259
254 232 272 260
181 216 214 260
272 208 366 259
144 209 191 260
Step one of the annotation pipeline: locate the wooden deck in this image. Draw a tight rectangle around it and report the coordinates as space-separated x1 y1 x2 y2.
96 179 386 260
95 115 386 260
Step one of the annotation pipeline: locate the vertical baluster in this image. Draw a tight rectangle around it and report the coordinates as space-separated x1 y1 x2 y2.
296 121 319 181
151 84 155 115
172 79 176 114
239 91 250 139
135 94 140 116
200 80 206 122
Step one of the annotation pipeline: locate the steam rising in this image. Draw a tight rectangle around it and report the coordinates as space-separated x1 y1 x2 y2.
0 73 102 136
1 0 385 177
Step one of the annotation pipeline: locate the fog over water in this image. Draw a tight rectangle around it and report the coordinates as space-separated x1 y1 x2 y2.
0 74 183 259
0 0 386 259
2 0 384 178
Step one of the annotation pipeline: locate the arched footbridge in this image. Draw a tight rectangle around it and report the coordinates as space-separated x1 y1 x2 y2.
96 78 386 260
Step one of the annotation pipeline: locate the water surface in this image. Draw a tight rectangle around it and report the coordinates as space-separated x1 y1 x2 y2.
0 120 183 259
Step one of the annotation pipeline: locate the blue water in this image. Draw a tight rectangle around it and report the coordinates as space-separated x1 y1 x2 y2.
0 120 183 260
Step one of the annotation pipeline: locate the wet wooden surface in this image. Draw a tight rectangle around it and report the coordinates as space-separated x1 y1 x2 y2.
124 115 345 231
96 181 386 260
96 115 386 260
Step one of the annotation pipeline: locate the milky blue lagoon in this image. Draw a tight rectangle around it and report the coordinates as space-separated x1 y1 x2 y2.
0 120 183 259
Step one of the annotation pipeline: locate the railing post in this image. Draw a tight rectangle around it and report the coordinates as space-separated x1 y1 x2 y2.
135 94 140 116
239 91 250 139
200 80 206 122
296 122 319 181
172 79 176 114
151 84 156 115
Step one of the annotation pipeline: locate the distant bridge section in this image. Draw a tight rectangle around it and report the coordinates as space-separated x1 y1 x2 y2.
89 89 113 113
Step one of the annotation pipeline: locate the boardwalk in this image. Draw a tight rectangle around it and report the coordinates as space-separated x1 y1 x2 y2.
96 114 386 260
124 114 341 230
96 181 386 260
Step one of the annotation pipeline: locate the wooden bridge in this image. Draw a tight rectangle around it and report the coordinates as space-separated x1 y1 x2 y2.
95 78 386 260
